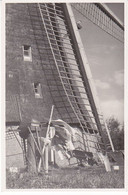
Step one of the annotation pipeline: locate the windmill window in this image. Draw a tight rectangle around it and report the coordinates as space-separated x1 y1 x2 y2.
33 83 42 98
23 45 32 61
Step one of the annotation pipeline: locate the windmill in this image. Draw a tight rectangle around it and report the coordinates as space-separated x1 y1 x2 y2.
6 3 124 173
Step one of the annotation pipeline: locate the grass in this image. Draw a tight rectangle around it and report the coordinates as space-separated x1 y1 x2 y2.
6 164 124 189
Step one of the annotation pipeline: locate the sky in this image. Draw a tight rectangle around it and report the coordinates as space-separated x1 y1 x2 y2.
72 3 124 124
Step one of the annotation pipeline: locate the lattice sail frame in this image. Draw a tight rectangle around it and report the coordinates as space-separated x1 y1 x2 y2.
6 126 28 166
71 3 124 43
38 3 109 153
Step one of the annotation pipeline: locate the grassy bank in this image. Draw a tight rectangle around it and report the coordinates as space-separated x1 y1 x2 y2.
6 164 124 189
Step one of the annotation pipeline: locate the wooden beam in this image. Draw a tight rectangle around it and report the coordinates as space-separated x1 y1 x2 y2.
62 3 107 148
27 133 37 173
38 105 54 173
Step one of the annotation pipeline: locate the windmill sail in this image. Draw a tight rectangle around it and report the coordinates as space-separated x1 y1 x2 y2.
71 3 124 43
37 3 107 153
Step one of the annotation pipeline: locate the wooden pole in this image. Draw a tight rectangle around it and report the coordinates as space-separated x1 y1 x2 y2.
28 126 41 155
104 122 115 152
27 133 37 173
50 127 54 164
45 145 49 174
23 138 27 165
38 105 54 173
35 126 41 151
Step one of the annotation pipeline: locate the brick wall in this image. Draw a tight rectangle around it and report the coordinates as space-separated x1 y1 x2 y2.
6 3 77 124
